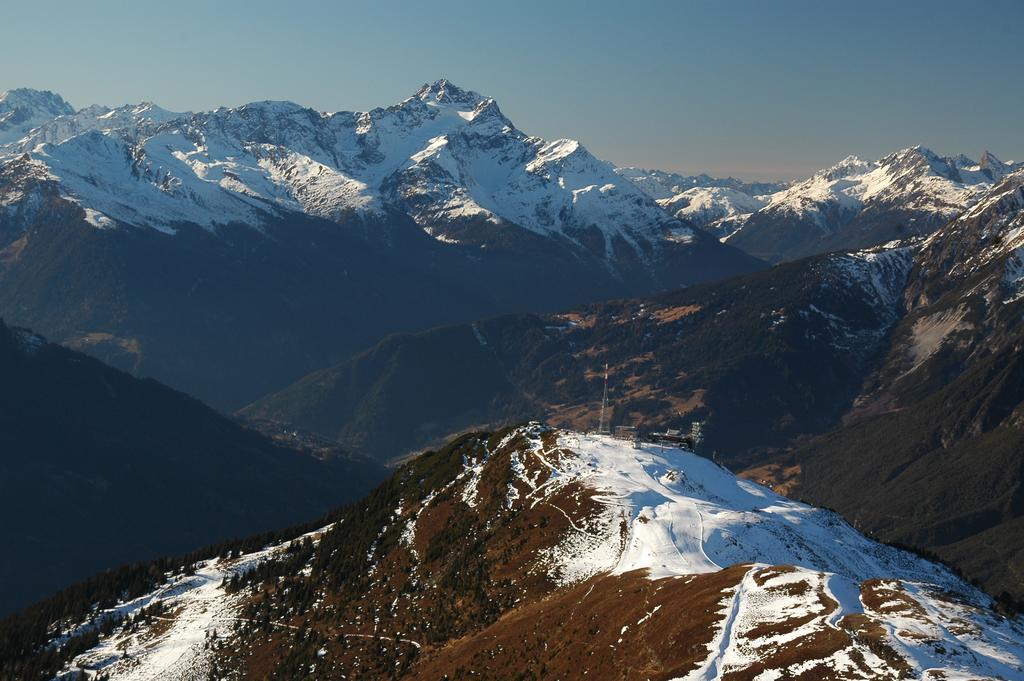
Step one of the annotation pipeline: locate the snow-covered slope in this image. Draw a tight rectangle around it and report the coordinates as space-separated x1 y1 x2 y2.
50 528 330 681
0 81 683 250
440 427 1024 679
42 426 1024 680
20 100 184 147
689 565 1024 680
510 430 960 588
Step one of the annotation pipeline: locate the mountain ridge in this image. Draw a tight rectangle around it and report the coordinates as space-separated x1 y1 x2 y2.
5 84 1015 267
8 426 1022 680
617 146 1019 255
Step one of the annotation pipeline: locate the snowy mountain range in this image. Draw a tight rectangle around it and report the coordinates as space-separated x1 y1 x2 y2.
659 185 771 238
0 80 690 250
763 148 1018 226
614 167 787 202
4 82 1008 268
726 146 1022 261
617 148 1021 260
24 426 1024 680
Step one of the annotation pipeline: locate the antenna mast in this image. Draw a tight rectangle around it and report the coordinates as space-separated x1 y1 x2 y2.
598 363 611 434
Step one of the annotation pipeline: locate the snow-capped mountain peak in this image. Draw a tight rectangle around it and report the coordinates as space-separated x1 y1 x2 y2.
0 88 75 145
817 154 872 181
0 87 73 115
412 78 486 107
978 149 1020 180
878 145 958 180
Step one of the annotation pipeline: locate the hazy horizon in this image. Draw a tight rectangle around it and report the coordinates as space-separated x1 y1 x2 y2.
4 0 1022 180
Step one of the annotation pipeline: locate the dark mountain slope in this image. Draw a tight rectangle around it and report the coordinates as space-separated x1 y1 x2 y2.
245 246 909 466
790 343 1024 602
0 319 385 616
239 321 541 457
729 199 950 264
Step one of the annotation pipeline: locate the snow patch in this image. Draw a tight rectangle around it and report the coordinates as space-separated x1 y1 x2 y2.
537 433 965 590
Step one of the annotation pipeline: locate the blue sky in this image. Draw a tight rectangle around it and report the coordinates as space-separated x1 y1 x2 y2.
4 0 1021 179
